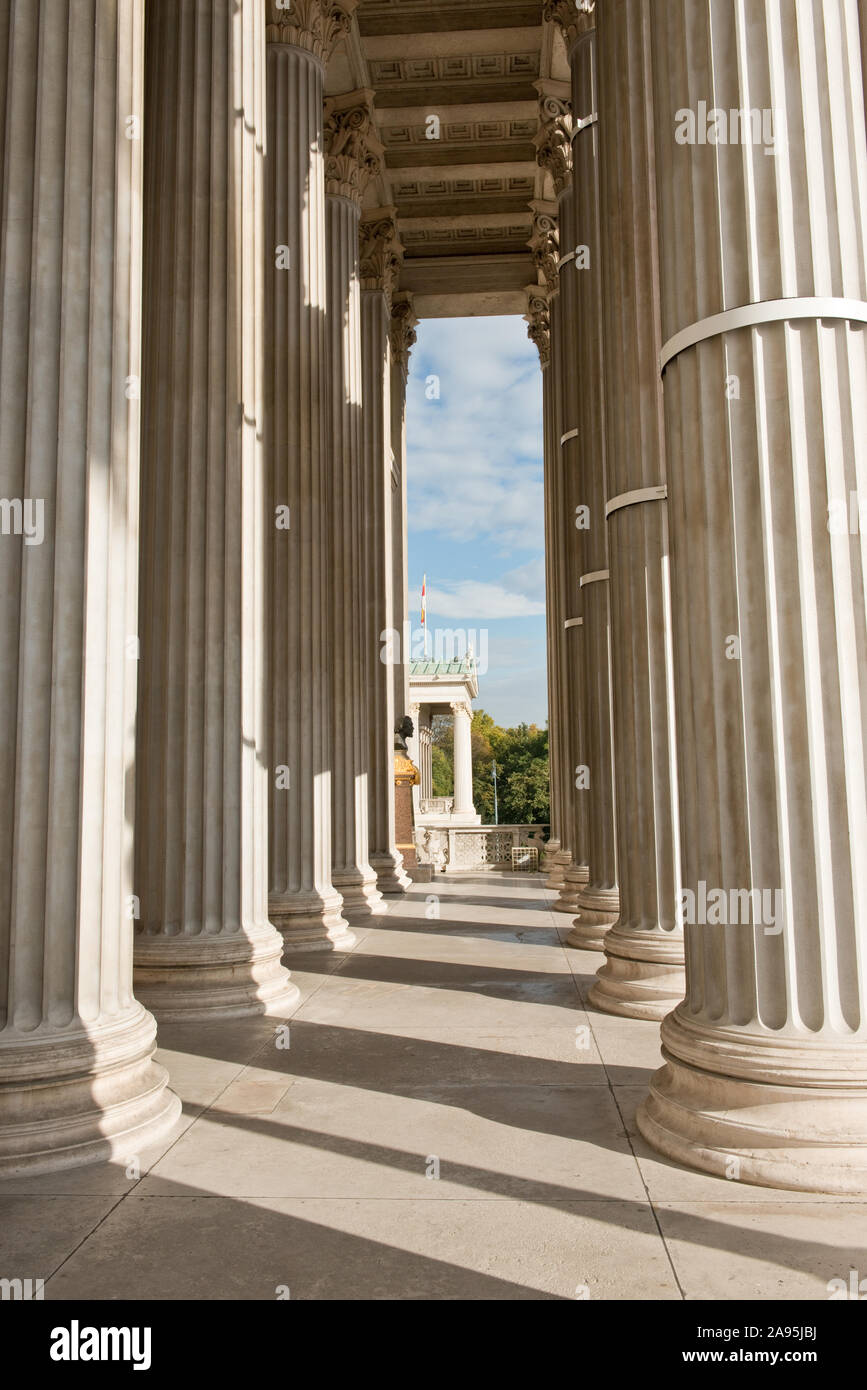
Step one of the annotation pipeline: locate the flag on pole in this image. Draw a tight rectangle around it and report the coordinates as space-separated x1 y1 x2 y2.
421 574 427 655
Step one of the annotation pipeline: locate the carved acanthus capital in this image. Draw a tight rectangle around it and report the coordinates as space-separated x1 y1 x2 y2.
534 81 573 198
324 90 383 204
390 292 419 372
266 0 357 64
525 287 552 369
528 201 560 296
450 700 472 718
543 0 596 49
359 210 404 310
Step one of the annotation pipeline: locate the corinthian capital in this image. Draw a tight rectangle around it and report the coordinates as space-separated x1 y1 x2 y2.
324 90 383 204
528 201 560 296
525 287 551 369
534 80 573 198
543 0 596 48
266 0 357 64
390 292 419 373
359 209 404 309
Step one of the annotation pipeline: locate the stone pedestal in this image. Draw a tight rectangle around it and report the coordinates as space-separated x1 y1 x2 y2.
264 2 355 950
0 0 180 1171
588 0 683 1020
638 0 867 1192
394 753 420 870
133 0 298 1019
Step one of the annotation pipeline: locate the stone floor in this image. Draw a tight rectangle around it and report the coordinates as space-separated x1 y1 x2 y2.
3 875 866 1301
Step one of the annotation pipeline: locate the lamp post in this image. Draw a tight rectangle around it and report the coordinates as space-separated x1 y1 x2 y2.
492 760 499 826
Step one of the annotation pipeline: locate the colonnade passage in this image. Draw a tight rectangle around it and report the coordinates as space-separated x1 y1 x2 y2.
0 0 866 1212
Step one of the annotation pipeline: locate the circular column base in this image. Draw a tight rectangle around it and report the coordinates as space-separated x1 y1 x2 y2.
589 927 685 1020
638 1014 867 1194
134 922 300 1021
552 865 586 914
0 1007 182 1177
546 848 571 891
370 850 412 896
566 887 619 950
270 890 356 952
332 868 386 919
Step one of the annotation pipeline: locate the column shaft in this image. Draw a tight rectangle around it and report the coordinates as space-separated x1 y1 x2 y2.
0 0 179 1171
326 190 383 916
639 0 867 1193
265 10 353 949
452 702 475 818
134 0 297 1017
589 0 684 1019
563 9 620 950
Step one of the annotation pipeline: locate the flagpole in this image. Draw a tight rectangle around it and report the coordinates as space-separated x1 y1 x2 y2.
421 574 427 658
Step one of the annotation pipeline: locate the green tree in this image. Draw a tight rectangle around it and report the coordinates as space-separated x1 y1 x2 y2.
426 707 550 824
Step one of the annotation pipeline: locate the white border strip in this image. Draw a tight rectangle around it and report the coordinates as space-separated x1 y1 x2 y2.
605 485 667 518
659 297 867 373
560 427 579 446
579 569 609 588
564 617 583 629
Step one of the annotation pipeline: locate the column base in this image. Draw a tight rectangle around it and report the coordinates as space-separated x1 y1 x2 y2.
637 1012 867 1195
332 867 386 919
133 923 300 1022
540 837 561 875
552 862 587 913
546 847 570 891
0 1006 182 1177
269 889 356 952
566 886 619 950
370 850 412 895
588 926 685 1020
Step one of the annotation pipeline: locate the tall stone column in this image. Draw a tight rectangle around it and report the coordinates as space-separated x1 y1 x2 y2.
265 0 355 950
360 210 411 894
451 701 476 819
134 0 297 1019
526 288 564 882
391 292 419 735
588 0 683 1020
546 1 620 950
0 0 180 1171
638 0 867 1192
324 90 384 917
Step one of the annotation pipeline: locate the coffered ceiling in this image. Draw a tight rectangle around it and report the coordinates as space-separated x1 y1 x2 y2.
328 0 569 317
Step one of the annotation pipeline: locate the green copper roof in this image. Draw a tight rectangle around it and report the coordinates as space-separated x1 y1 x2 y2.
409 658 476 677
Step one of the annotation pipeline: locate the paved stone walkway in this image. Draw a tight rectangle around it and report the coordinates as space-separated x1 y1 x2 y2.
2 875 866 1300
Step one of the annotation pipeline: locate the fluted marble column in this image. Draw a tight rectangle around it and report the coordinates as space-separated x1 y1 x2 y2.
547 2 620 951
452 701 476 818
639 0 867 1192
0 0 181 1171
324 91 384 918
265 0 354 950
588 0 683 1019
526 289 564 882
360 210 411 894
134 0 297 1019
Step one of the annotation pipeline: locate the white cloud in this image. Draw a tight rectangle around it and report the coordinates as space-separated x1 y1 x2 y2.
426 579 545 620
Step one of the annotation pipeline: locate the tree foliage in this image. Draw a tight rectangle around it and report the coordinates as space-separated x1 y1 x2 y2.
429 708 550 825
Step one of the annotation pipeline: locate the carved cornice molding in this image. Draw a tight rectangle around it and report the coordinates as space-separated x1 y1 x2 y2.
359 209 404 309
543 0 596 49
390 292 419 373
265 0 357 64
525 286 552 368
533 81 573 198
528 200 560 296
324 90 383 205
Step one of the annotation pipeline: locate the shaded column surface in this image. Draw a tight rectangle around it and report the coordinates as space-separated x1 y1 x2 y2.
134 0 297 1018
588 0 683 1020
265 0 355 950
0 0 180 1171
451 701 476 818
324 91 384 917
360 210 411 894
639 0 867 1193
552 2 620 951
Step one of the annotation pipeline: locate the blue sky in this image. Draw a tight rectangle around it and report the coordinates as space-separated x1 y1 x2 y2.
405 315 548 729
